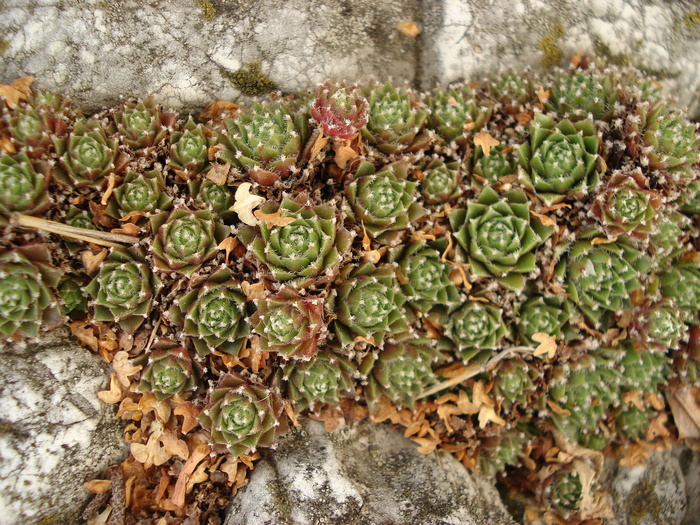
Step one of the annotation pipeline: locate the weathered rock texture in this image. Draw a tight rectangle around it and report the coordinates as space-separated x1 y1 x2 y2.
0 328 128 525
2 0 700 117
225 418 517 525
608 449 687 525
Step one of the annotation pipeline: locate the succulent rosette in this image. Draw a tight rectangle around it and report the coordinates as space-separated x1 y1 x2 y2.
0 244 62 340
150 209 229 277
517 114 601 204
548 349 622 449
345 161 425 243
169 269 251 356
679 180 700 214
167 117 215 176
545 467 583 518
54 118 128 188
310 81 369 139
360 82 430 156
57 275 88 318
240 198 352 285
64 206 95 230
450 186 554 291
471 144 518 186
590 170 662 239
108 169 172 218
660 262 700 315
327 262 408 346
85 248 160 333
360 339 443 410
515 295 571 346
200 372 287 456
555 241 650 327
0 151 51 222
218 102 309 186
188 179 235 219
642 110 700 171
387 241 460 313
426 85 492 146
419 159 461 204
281 346 356 412
546 69 618 121
491 358 537 411
250 287 325 360
140 347 200 401
478 428 529 477
113 96 176 152
627 299 688 350
447 301 507 362
8 105 59 159
486 71 535 109
649 211 691 264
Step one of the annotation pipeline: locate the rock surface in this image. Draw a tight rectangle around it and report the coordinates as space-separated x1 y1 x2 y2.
0 328 128 525
607 449 687 525
2 1 700 117
225 418 517 525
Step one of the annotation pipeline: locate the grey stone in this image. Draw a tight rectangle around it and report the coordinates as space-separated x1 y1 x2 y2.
607 449 687 525
0 328 129 525
225 418 517 525
677 446 700 525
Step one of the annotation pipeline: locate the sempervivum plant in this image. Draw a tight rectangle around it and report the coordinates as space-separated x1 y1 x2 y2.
310 81 368 139
85 248 160 332
426 85 492 147
0 151 51 222
660 261 700 315
0 244 61 340
544 467 583 519
361 82 430 156
281 346 356 412
555 241 650 327
188 179 235 219
590 169 662 240
627 298 688 350
200 372 288 456
546 69 619 121
450 186 554 291
56 275 88 318
140 347 200 401
641 108 700 173
478 428 529 478
515 295 571 346
107 169 172 218
517 114 601 204
167 117 215 177
218 101 309 186
7 103 61 159
250 287 325 361
344 161 425 243
150 209 229 277
419 158 462 204
447 301 507 363
491 358 537 412
240 198 352 286
112 97 176 153
169 268 251 356
328 262 408 346
54 118 129 188
360 339 442 411
471 144 518 187
387 240 460 313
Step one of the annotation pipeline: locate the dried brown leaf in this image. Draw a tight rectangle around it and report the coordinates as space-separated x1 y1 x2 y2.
591 236 619 245
206 163 231 186
113 351 142 388
666 385 700 439
218 236 238 265
533 332 557 359
160 430 190 461
241 280 267 302
309 131 329 163
411 435 440 454
0 137 16 154
172 443 212 507
98 373 124 404
111 223 140 236
397 20 421 37
131 423 171 469
82 249 108 275
254 209 296 227
174 402 201 434
537 86 550 104
119 210 148 223
101 174 117 206
284 403 301 428
83 479 112 494
333 144 358 169
200 100 239 124
478 405 506 428
230 183 264 226
138 392 171 423
0 76 33 108
474 130 499 156
546 399 571 416
530 210 556 228
71 321 99 352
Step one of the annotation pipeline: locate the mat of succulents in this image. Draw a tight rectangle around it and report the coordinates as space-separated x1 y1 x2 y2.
1 53 700 524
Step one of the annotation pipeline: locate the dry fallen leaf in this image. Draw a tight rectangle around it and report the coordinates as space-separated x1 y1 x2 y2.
0 76 33 108
474 130 500 156
70 321 99 352
83 479 112 494
591 236 619 245
532 333 557 359
666 385 700 439
131 425 171 469
206 163 231 185
333 143 358 169
478 405 506 428
411 434 440 454
537 86 550 104
111 222 140 236
230 183 264 226
397 20 422 37
309 131 329 163
200 100 239 124
254 209 296 227
171 443 213 507
174 402 201 434
241 280 267 301
82 249 108 275
218 236 238 265
112 351 143 388
101 174 117 205
98 373 124 404
530 210 556 228
0 137 16 154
